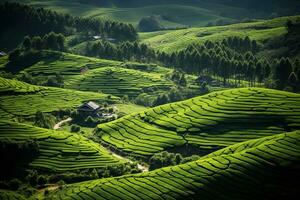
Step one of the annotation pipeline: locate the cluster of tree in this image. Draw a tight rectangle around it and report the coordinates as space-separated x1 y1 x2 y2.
148 151 201 170
0 2 137 50
286 19 300 56
157 37 268 86
16 72 64 88
85 40 155 61
272 58 300 90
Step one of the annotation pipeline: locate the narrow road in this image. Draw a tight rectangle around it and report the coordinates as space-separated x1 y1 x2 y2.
54 117 72 130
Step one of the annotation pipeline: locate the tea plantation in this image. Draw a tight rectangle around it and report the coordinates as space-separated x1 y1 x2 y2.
140 15 299 53
64 67 173 98
97 88 300 156
47 131 300 199
0 77 117 120
0 120 125 171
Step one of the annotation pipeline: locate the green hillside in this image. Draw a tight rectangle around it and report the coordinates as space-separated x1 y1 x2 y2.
64 66 173 98
13 0 300 28
47 131 300 199
0 77 117 120
96 88 300 157
0 120 125 171
4 51 191 99
140 15 300 53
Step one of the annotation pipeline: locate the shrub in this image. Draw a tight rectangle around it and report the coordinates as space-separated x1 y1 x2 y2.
70 125 80 133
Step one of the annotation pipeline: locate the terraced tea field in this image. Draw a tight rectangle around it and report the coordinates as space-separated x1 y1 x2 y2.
0 120 126 171
140 15 299 53
20 51 121 76
3 51 178 99
0 77 117 120
0 189 25 200
47 131 300 199
64 67 173 98
97 88 300 156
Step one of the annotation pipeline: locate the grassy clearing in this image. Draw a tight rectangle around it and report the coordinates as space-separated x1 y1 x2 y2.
0 120 126 171
140 15 299 53
47 131 300 199
96 88 300 157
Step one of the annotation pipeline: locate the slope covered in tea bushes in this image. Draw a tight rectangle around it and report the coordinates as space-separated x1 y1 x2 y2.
140 15 299 53
47 131 300 200
0 120 125 171
64 67 173 98
0 77 117 120
96 87 300 156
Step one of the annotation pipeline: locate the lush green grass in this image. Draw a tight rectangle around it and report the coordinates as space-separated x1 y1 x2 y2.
0 120 126 171
140 15 299 53
0 77 118 120
96 88 300 157
47 131 300 199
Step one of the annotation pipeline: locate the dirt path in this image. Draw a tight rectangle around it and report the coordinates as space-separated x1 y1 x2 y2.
54 117 72 130
107 148 149 172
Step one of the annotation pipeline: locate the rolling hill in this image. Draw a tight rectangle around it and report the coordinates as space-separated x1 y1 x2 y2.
46 130 300 199
96 88 300 157
12 0 300 28
0 120 126 172
2 51 196 100
140 15 300 53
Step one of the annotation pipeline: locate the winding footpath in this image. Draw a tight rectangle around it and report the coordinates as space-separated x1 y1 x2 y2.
53 117 72 130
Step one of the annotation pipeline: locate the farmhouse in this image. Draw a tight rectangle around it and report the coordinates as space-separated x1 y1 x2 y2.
78 101 104 117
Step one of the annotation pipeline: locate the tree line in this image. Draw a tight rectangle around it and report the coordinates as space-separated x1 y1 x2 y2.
83 35 300 91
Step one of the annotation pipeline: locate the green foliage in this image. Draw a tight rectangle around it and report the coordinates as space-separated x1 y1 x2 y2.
34 111 56 129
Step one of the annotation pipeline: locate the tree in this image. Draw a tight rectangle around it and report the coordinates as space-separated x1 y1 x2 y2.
22 36 32 50
273 58 293 89
138 16 161 32
178 74 187 86
153 94 169 106
32 36 43 50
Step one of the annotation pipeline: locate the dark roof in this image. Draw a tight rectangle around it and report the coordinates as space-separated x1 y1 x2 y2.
78 101 100 111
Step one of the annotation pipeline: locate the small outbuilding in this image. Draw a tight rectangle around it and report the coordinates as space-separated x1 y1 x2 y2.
0 51 6 57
